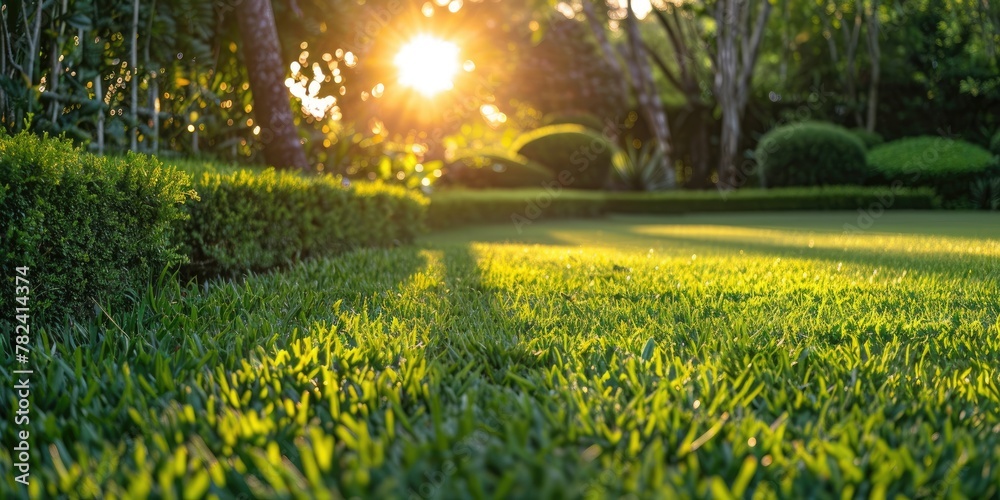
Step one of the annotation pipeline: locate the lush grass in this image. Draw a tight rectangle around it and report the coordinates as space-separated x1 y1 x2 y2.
2 213 999 498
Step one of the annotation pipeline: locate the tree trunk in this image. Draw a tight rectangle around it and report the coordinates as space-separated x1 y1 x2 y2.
624 0 675 188
689 105 711 189
581 0 630 138
151 77 160 153
714 0 740 188
95 76 104 155
130 0 139 151
718 99 742 188
234 0 308 169
842 10 863 126
25 0 44 87
865 0 881 132
714 0 771 190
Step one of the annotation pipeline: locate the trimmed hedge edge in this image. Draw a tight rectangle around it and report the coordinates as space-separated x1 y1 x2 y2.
0 132 429 319
428 187 939 229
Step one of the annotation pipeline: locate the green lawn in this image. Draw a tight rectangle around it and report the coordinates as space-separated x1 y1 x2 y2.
3 212 999 498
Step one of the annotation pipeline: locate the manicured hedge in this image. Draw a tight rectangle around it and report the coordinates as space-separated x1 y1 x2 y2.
427 189 604 229
179 168 427 277
756 122 869 187
867 136 998 207
512 124 616 189
0 132 194 319
428 187 938 229
0 132 430 319
605 186 938 214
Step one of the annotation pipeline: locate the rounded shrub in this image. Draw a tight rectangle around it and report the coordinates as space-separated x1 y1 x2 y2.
444 152 554 188
0 132 194 320
849 128 885 150
542 113 608 133
867 136 998 206
756 122 869 188
512 124 616 189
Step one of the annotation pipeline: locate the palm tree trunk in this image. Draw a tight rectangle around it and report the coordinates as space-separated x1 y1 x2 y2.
234 0 308 169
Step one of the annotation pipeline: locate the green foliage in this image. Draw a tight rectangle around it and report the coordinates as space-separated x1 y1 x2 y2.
756 122 869 188
512 125 616 189
541 113 609 133
0 132 194 319
849 128 885 150
3 213 999 497
867 136 999 206
603 186 938 214
510 16 627 121
990 130 1000 157
427 188 603 229
427 187 938 229
969 177 1000 211
179 165 428 277
444 153 554 189
612 143 672 191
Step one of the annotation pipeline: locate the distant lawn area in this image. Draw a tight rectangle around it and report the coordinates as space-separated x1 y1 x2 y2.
4 212 999 498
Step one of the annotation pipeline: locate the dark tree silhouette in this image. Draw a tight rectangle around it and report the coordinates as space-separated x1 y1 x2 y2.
235 0 308 169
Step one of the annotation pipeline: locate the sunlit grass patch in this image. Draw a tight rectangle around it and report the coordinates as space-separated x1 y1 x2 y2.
2 213 998 498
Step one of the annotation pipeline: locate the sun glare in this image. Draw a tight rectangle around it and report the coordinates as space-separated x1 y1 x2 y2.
394 36 460 97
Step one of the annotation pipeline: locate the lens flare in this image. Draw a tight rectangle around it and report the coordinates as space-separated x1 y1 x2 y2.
394 36 460 97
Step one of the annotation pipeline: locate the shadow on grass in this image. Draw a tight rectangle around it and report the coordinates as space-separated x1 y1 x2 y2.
432 245 550 375
429 217 999 279
620 228 1000 278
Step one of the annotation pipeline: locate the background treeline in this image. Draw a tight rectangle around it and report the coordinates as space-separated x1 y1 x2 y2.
2 0 998 190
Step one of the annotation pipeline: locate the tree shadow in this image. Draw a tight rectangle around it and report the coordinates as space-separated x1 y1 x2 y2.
432 244 551 375
619 227 1000 278
429 217 999 280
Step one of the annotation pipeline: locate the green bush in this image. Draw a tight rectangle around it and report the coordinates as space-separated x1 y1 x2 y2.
444 153 554 188
604 186 938 214
850 128 885 150
427 187 937 229
867 136 999 206
990 129 1000 157
0 132 194 319
179 167 427 277
541 112 608 133
756 122 869 187
512 124 616 189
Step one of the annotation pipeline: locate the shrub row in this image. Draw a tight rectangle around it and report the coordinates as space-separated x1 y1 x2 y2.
427 189 604 229
604 186 937 214
180 169 427 277
757 122 1000 207
0 132 428 319
0 132 194 319
428 186 938 229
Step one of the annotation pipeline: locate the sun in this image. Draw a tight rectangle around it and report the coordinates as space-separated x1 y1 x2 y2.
394 35 460 97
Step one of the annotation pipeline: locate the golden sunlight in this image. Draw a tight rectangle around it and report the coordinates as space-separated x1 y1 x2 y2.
394 35 460 97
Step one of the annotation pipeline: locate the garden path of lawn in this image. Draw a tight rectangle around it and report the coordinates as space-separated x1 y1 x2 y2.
6 212 999 498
